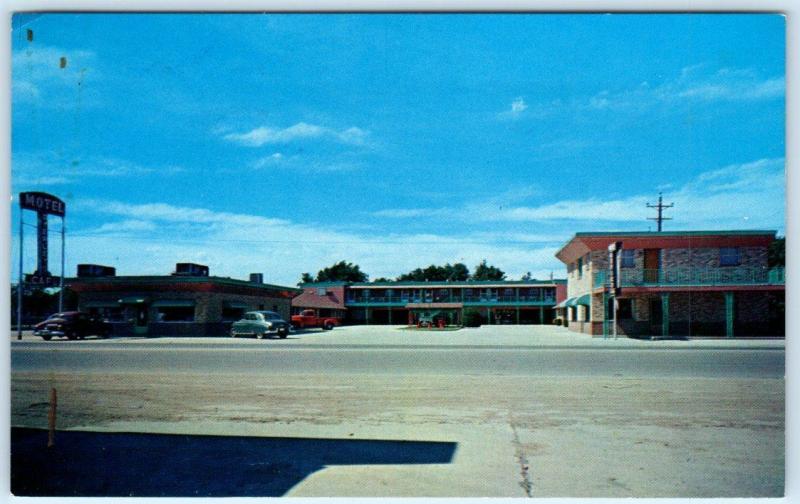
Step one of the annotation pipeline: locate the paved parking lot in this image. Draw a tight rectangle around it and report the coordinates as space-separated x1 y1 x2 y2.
11 324 786 349
11 325 785 497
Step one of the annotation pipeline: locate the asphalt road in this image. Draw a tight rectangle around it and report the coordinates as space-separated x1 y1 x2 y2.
11 343 784 378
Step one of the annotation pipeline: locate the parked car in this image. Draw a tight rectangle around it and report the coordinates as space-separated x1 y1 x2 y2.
290 309 340 331
33 311 112 340
230 311 291 339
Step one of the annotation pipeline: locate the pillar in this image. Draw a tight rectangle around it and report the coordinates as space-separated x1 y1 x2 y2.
725 292 734 338
661 292 670 338
388 308 392 325
539 306 544 325
365 307 370 325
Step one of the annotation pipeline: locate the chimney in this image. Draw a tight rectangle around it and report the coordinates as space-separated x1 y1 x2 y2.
250 273 264 284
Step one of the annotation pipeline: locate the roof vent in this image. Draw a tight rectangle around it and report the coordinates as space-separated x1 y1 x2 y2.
250 273 264 284
172 263 209 277
77 264 116 278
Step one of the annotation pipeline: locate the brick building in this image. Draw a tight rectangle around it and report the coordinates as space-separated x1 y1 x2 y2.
68 263 300 336
293 280 567 325
554 230 785 338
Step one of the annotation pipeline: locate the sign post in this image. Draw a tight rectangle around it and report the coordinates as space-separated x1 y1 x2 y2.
607 241 622 340
18 192 67 338
17 209 23 340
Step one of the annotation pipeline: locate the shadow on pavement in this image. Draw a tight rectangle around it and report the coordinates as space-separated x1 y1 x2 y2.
11 427 457 497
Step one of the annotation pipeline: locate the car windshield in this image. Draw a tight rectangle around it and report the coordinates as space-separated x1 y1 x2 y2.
48 313 73 320
262 312 281 320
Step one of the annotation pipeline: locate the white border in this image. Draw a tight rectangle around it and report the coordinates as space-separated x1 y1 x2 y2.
1 3 795 504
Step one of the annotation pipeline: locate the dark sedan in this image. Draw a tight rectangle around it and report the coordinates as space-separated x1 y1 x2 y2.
33 311 112 340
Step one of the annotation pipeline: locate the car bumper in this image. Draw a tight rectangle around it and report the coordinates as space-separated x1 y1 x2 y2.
33 330 65 337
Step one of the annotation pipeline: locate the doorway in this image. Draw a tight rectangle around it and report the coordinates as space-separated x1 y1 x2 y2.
649 297 663 336
643 249 660 283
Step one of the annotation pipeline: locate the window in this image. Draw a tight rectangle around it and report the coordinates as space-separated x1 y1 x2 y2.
577 258 583 278
222 307 245 321
317 287 327 296
617 299 633 320
570 307 578 322
156 306 195 322
720 247 740 267
621 249 635 268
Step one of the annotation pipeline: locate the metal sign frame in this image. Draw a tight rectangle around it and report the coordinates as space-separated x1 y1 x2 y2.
17 192 66 340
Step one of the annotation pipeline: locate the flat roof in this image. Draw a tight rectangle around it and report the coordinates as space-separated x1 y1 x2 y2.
556 229 778 264
572 230 777 238
68 275 302 293
302 279 566 288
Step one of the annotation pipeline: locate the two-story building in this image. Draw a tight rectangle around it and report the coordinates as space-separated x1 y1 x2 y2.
554 230 785 338
293 280 567 325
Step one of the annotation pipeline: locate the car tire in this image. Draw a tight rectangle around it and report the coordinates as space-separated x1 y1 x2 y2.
101 330 111 339
67 331 78 341
230 329 236 338
41 335 51 341
278 328 288 338
256 331 266 340
324 321 334 330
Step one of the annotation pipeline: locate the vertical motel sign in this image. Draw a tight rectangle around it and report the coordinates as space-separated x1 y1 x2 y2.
607 241 622 339
17 192 67 339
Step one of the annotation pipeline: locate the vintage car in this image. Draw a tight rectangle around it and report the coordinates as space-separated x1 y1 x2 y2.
290 309 340 330
33 311 112 340
230 311 291 339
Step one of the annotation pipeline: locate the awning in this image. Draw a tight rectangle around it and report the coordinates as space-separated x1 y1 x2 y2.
554 297 572 309
152 299 196 307
118 296 150 304
84 301 121 308
223 301 248 309
573 294 591 307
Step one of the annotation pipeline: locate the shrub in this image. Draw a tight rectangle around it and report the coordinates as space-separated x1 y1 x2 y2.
463 308 483 328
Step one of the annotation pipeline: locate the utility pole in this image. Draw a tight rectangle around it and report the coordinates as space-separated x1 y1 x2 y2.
647 192 674 232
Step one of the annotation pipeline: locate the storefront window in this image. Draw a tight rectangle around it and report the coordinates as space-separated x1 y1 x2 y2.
156 306 195 322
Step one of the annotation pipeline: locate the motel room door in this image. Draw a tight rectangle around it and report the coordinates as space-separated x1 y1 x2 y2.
643 249 660 284
649 298 663 336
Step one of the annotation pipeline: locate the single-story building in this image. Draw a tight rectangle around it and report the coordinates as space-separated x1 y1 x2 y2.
68 263 301 336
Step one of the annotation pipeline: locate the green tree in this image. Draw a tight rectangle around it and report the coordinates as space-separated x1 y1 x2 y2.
473 259 506 280
396 262 470 282
521 271 533 281
299 272 314 284
314 261 368 282
768 236 785 267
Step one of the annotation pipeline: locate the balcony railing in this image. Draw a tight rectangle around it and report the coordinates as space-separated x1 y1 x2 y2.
345 295 556 305
593 266 785 289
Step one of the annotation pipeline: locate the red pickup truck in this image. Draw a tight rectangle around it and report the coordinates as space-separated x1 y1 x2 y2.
290 309 340 330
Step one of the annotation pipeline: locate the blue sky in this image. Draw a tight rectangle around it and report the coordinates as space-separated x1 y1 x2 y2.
10 13 785 285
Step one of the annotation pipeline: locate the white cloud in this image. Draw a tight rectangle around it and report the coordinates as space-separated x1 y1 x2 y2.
222 122 371 147
12 45 99 107
498 97 528 119
585 65 784 112
60 199 570 283
369 158 785 232
12 153 185 188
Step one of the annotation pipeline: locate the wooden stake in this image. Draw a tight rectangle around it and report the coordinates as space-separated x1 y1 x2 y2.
47 388 57 448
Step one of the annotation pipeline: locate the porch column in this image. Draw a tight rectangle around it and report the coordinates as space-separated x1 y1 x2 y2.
365 307 370 325
661 292 670 337
725 292 734 338
388 308 392 325
539 306 544 325
516 307 520 325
